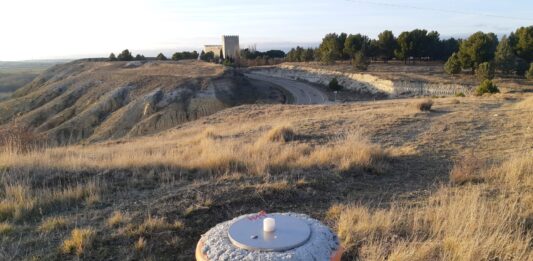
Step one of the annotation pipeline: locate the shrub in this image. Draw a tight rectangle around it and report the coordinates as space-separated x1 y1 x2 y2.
328 78 343 91
156 53 167 61
527 63 533 80
117 49 133 61
264 125 296 143
108 53 117 61
476 62 495 81
352 52 369 71
0 122 43 153
444 52 461 75
476 80 499 96
455 92 466 97
61 228 95 256
416 99 433 111
449 152 484 185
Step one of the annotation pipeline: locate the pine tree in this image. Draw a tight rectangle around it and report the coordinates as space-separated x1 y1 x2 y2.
495 36 516 74
156 53 167 61
109 53 117 61
444 52 462 75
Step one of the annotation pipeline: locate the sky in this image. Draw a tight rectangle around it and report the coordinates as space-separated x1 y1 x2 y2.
0 0 532 61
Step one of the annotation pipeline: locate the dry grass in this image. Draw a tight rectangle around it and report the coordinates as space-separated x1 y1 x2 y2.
263 125 296 142
38 216 67 233
126 216 184 237
0 222 14 235
0 126 389 175
415 99 433 111
135 237 146 252
0 181 100 221
449 151 484 185
328 152 533 261
61 228 95 256
107 211 129 228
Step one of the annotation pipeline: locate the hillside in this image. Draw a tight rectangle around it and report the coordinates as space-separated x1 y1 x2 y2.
0 92 532 260
0 60 284 145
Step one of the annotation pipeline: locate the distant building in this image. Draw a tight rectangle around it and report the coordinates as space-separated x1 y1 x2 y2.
203 45 223 58
203 35 240 59
222 35 240 59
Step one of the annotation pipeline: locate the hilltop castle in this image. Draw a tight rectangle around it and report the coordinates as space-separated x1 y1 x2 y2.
203 35 240 59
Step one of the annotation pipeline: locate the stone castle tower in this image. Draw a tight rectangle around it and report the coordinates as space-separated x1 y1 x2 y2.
222 35 240 59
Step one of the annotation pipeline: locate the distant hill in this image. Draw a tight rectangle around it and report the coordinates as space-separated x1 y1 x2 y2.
0 60 274 145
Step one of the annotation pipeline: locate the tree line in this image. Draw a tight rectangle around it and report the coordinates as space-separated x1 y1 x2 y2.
287 29 459 66
108 49 200 62
286 26 533 77
445 26 533 78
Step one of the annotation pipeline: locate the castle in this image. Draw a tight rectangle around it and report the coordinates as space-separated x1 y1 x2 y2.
203 35 240 59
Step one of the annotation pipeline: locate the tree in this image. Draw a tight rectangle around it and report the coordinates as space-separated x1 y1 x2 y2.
437 38 460 61
156 53 167 60
303 48 315 62
109 53 117 61
203 51 215 61
395 31 412 63
527 63 533 80
117 49 133 61
476 62 495 81
337 33 348 60
458 32 498 70
376 30 397 62
343 34 370 60
328 78 342 91
509 26 533 63
135 54 146 61
318 33 342 64
515 58 529 76
353 52 370 71
475 79 499 95
444 52 462 75
265 50 286 58
495 36 516 74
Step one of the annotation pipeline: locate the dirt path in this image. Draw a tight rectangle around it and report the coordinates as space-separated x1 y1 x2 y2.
244 73 330 104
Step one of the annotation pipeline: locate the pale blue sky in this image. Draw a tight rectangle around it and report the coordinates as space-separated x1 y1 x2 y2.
0 0 532 61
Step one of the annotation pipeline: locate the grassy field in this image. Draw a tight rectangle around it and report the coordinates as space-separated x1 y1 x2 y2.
0 91 531 260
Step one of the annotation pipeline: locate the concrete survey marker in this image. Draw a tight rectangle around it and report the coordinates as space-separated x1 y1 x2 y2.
196 212 343 261
228 213 312 251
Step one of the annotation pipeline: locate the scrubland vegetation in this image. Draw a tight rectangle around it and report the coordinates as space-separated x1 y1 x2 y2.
0 92 531 259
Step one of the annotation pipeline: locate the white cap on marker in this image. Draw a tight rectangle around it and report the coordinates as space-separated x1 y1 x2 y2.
263 217 276 232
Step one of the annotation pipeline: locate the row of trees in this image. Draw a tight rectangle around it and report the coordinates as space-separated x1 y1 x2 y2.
445 26 533 77
287 29 460 66
108 50 200 61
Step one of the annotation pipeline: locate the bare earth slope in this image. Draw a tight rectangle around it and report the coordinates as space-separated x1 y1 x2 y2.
0 60 268 144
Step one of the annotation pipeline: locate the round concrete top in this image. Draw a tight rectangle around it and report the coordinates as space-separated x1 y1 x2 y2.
199 212 340 261
228 213 311 251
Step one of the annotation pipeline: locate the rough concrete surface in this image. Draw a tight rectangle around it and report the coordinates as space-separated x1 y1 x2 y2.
200 213 340 261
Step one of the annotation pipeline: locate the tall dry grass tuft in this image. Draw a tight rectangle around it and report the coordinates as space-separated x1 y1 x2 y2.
328 152 533 261
449 151 484 185
38 216 67 233
263 125 296 143
0 181 100 221
61 228 95 256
